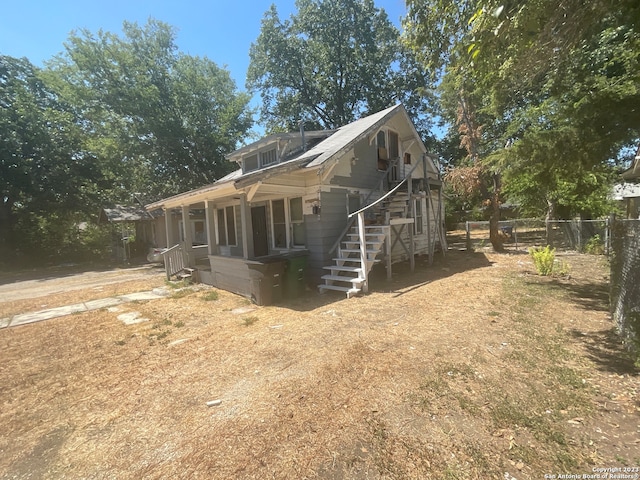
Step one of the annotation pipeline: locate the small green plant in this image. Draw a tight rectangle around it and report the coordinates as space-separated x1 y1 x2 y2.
243 316 258 327
165 279 190 289
529 245 556 276
202 290 219 301
584 234 605 255
174 320 185 328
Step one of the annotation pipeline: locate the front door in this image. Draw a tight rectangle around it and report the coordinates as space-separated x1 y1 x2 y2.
251 206 269 257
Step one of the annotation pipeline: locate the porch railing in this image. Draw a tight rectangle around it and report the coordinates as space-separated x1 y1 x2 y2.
161 243 185 280
328 156 401 256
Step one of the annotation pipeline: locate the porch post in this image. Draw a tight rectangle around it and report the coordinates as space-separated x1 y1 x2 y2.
408 191 415 273
240 193 251 259
205 200 218 256
164 208 174 248
182 205 193 266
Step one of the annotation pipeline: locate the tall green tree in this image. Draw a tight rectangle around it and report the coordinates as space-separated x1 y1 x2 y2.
404 0 640 246
50 19 253 198
247 0 434 134
0 55 103 256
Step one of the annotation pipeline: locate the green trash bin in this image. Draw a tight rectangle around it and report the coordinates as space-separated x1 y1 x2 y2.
284 253 308 298
247 258 286 305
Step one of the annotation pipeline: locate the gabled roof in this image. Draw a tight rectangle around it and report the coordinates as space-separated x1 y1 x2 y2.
146 104 429 210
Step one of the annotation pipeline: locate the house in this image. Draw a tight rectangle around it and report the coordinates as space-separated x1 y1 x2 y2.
615 145 640 219
98 205 164 261
145 104 446 303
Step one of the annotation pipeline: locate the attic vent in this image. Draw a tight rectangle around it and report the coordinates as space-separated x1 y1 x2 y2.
261 148 277 167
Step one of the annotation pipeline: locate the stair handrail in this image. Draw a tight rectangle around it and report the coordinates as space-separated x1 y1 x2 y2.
328 159 423 255
328 157 399 255
160 243 184 280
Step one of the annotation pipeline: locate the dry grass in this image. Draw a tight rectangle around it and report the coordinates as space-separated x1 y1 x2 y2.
0 277 166 319
0 251 637 479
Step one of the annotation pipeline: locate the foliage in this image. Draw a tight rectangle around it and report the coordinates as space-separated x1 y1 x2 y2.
247 0 434 136
403 0 640 222
529 245 556 276
0 55 108 259
584 235 605 255
1 20 254 264
49 19 253 199
202 290 219 301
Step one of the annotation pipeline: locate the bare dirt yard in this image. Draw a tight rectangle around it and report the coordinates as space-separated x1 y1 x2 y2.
1 250 638 479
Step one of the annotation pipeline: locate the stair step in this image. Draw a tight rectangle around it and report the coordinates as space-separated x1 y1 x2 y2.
340 248 380 254
321 275 364 284
332 257 361 263
323 265 362 273
342 241 384 247
318 284 361 297
346 232 386 237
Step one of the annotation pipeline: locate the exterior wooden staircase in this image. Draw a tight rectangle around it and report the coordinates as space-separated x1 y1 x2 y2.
319 225 387 298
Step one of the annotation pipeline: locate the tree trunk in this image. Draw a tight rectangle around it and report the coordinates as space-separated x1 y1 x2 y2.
0 197 15 255
488 173 504 252
545 198 556 247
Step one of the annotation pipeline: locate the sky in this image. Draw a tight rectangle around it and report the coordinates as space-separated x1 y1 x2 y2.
1 0 410 102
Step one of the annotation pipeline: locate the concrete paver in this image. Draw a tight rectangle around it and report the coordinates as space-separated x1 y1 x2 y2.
1 288 170 329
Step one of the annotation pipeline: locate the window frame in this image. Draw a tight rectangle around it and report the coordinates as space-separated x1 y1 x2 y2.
260 147 278 167
216 206 237 247
270 199 288 249
289 197 306 247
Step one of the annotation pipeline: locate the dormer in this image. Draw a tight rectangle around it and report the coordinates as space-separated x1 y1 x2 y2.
226 130 336 175
243 147 278 173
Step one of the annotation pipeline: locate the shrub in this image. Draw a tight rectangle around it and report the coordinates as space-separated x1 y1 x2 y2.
529 245 556 276
584 234 605 255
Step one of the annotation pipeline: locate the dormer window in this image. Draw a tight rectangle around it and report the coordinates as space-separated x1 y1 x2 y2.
261 148 277 167
244 154 258 172
242 147 279 173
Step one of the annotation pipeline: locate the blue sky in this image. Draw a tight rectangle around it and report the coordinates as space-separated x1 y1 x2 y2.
1 0 409 97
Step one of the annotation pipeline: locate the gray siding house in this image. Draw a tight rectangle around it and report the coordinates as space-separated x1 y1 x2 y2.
146 104 446 302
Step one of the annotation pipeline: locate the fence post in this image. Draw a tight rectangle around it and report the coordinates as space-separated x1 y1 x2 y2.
466 221 472 252
605 214 613 256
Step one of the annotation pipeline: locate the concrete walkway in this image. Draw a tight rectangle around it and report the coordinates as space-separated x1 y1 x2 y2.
0 288 170 329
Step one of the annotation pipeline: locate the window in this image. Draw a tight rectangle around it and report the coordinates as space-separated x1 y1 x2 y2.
217 206 237 246
271 199 287 248
377 130 388 160
404 152 411 165
194 221 205 245
389 131 399 159
289 197 305 246
244 154 258 172
225 206 236 245
414 198 424 235
261 148 277 167
217 209 227 245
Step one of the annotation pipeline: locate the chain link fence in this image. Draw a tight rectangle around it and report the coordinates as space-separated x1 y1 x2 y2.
451 218 610 253
610 218 640 352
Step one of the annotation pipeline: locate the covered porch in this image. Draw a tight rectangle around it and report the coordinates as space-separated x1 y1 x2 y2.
146 174 312 305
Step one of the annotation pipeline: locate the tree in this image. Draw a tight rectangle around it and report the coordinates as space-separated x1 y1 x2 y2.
404 0 640 249
247 0 434 134
0 55 103 257
50 19 253 198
